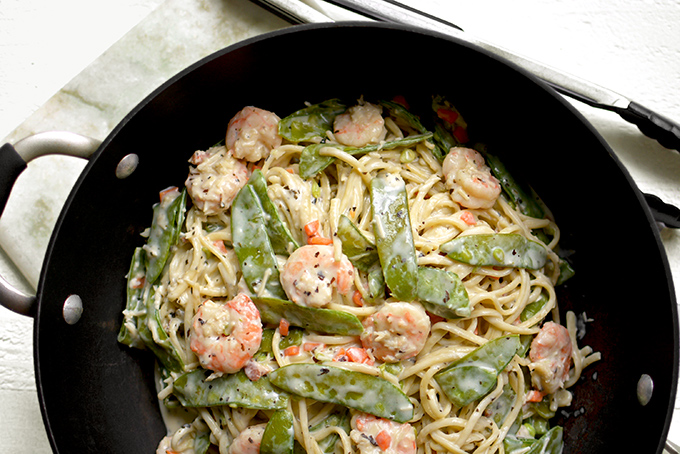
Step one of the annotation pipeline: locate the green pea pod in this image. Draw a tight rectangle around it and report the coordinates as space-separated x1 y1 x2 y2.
379 100 429 134
173 369 289 409
336 215 384 304
292 410 350 454
257 328 276 357
194 430 212 454
480 150 545 220
503 436 537 454
269 364 414 423
280 327 304 349
248 170 300 255
278 99 346 142
441 233 547 270
252 297 363 336
557 259 576 285
366 263 386 304
485 382 517 428
371 173 418 302
261 409 295 454
146 188 187 284
416 266 470 318
337 214 379 272
232 184 287 299
521 291 549 323
434 335 521 407
432 123 456 162
299 133 433 179
315 410 350 453
137 286 184 373
117 247 148 348
527 426 563 454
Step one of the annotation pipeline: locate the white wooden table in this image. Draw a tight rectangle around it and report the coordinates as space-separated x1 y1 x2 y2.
1 0 678 452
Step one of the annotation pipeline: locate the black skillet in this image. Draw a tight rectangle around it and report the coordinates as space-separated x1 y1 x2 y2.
0 23 677 453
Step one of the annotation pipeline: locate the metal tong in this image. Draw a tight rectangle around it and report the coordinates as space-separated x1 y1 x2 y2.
253 0 680 154
251 0 680 229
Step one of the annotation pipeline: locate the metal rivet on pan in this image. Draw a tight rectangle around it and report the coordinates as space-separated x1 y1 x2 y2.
637 374 654 406
63 294 83 325
116 153 139 179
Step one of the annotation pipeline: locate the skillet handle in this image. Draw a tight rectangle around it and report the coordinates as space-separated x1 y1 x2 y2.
0 131 101 317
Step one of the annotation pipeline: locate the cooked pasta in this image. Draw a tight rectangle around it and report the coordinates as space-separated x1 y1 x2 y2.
118 97 600 454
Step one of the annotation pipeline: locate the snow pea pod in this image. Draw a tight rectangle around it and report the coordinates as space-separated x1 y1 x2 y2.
247 170 299 255
379 100 429 134
117 247 148 348
145 188 186 284
337 214 379 272
440 233 547 270
261 409 295 454
299 133 432 179
416 266 470 318
269 364 414 423
173 369 289 409
520 291 549 323
232 184 287 299
371 173 418 301
336 214 384 304
527 426 563 454
293 411 350 454
278 99 346 142
252 297 363 336
434 335 521 407
136 285 184 372
485 382 517 428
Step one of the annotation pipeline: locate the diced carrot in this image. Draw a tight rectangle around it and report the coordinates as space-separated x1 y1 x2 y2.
159 186 179 202
213 240 228 255
279 318 290 337
437 108 459 124
375 430 392 451
302 342 323 352
452 125 468 143
460 211 476 225
352 290 365 307
346 347 373 365
333 348 347 362
283 345 300 356
308 236 333 245
304 220 320 237
526 390 544 402
392 95 410 110
286 168 294 174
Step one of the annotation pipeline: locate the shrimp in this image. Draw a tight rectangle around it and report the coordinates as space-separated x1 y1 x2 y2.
280 244 355 308
360 302 431 363
528 321 573 394
189 293 263 374
350 413 416 454
185 145 249 215
226 106 282 162
333 102 387 148
441 147 501 209
228 423 266 454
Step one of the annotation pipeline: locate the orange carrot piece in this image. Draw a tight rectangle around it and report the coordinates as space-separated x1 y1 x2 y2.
279 319 290 337
308 236 333 245
283 345 300 356
304 220 320 237
526 390 544 402
375 430 392 451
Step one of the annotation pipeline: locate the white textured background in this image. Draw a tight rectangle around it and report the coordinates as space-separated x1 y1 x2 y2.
0 0 679 452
